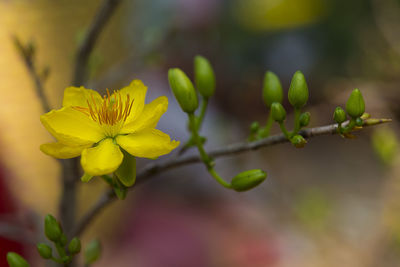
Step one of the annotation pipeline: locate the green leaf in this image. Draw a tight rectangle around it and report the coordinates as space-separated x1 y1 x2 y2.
115 151 136 187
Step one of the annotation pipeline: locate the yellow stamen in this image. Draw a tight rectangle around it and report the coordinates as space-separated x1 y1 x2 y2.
73 89 134 126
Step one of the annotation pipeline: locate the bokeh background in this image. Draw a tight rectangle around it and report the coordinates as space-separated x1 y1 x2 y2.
0 0 400 266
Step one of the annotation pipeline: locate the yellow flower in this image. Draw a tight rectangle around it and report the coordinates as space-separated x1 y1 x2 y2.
40 80 179 178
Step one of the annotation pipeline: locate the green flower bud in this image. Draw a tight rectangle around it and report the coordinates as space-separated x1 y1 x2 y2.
194 55 216 98
37 243 52 259
6 252 29 267
168 68 198 113
288 71 309 108
250 121 259 134
68 237 81 255
231 169 267 192
262 71 283 107
355 117 363 126
345 89 365 118
85 239 101 265
271 102 286 123
44 214 62 242
333 107 346 123
291 135 307 148
299 112 311 127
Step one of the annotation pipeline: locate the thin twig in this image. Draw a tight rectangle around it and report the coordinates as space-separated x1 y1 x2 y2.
12 36 51 113
71 119 391 237
0 221 36 244
72 0 122 86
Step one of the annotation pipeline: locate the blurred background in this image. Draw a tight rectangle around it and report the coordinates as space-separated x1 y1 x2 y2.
0 0 400 266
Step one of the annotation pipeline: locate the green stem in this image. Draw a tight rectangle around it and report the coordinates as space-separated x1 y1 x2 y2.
279 122 291 139
343 118 356 133
208 168 232 188
188 113 232 189
292 108 301 136
258 112 274 138
55 242 67 258
197 97 209 130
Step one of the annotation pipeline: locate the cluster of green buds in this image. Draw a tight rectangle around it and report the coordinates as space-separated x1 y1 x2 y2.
169 55 267 191
251 70 310 148
35 214 82 265
333 89 366 136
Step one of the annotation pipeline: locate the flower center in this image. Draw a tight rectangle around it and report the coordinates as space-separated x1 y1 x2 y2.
73 89 134 136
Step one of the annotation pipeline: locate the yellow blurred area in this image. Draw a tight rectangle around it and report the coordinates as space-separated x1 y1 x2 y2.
233 0 327 31
0 0 126 237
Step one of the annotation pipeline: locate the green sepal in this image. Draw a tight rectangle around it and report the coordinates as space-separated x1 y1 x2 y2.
355 117 363 126
168 68 198 113
68 237 81 255
115 150 136 187
299 112 311 127
231 169 267 192
194 55 216 98
262 71 283 107
85 239 101 265
271 102 286 123
288 71 309 108
44 214 62 242
333 107 346 123
345 88 365 118
81 173 93 183
112 176 127 200
6 252 29 267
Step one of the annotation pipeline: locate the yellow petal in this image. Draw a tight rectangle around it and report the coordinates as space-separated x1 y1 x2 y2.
121 96 168 134
40 107 104 146
62 86 102 108
40 142 90 159
81 138 123 176
119 80 147 123
116 129 179 159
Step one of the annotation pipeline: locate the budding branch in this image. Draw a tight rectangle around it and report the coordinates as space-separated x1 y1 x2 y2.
71 118 390 237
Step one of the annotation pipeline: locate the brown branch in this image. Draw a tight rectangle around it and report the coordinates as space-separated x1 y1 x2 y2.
72 0 122 86
61 0 122 242
12 36 51 113
70 118 391 237
0 221 36 244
